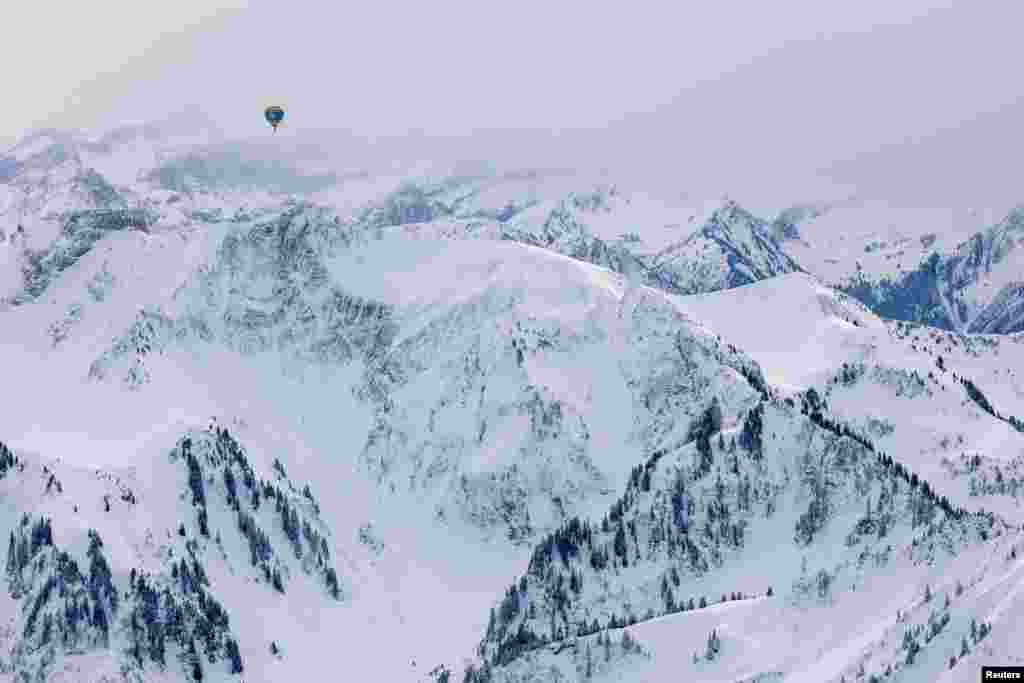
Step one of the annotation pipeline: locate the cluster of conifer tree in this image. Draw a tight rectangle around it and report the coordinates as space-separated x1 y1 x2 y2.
2 450 250 680
126 561 242 680
177 427 341 599
0 439 18 477
478 399 777 669
797 389 969 527
4 519 121 679
958 375 1024 434
475 383 993 676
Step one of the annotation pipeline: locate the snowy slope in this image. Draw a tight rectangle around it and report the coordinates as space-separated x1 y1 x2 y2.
4 121 1024 683
777 199 1024 334
676 274 1024 520
351 179 802 302
776 200 980 286
1 120 341 307
73 205 765 541
0 221 521 681
0 188 766 681
461 273 1024 683
677 272 885 389
463 391 1018 682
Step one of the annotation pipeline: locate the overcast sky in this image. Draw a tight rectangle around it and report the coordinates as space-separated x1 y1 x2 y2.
5 1 1023 208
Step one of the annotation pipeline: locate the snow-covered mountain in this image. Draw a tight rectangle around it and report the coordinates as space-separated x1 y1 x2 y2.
352 179 802 297
775 200 1024 334
2 123 1024 683
461 271 1024 682
0 427 339 682
79 201 767 543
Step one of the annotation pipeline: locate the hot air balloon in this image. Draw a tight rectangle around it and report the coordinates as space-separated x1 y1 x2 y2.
264 105 285 132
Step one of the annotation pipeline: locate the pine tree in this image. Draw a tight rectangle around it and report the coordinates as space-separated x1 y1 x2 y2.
128 612 144 666
187 637 204 681
705 629 721 660
14 534 28 574
325 567 340 599
5 532 15 574
40 613 52 646
613 521 627 561
184 441 205 507
197 508 209 538
223 466 238 509
150 622 166 667
226 637 244 674
620 629 633 653
272 567 285 593
905 639 920 666
738 402 764 458
192 558 207 586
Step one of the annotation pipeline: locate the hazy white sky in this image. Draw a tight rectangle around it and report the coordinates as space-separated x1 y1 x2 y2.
5 0 972 140
4 1 246 143
5 0 1023 207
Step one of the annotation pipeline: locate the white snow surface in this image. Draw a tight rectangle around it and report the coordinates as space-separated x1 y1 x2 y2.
1 124 1024 683
677 272 886 389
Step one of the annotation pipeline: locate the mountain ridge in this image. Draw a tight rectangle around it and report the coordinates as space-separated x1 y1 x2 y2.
3 123 1024 683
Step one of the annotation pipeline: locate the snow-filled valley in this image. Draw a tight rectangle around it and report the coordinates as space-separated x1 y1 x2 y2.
1 122 1024 683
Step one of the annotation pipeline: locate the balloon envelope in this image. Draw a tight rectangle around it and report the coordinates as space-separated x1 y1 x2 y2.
264 106 285 128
